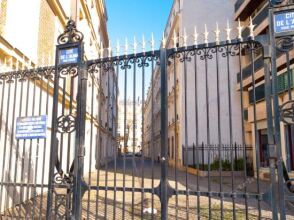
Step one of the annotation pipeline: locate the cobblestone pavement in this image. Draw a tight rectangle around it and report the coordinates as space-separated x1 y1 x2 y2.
1 157 294 219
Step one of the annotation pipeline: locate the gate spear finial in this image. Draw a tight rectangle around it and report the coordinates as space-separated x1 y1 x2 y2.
108 40 112 58
193 26 198 47
214 23 220 44
124 38 129 56
183 28 188 48
226 20 232 42
249 17 255 39
173 30 177 50
162 32 166 48
150 33 155 52
116 39 120 57
204 24 209 45
133 36 137 55
142 35 146 53
100 41 104 58
237 19 243 41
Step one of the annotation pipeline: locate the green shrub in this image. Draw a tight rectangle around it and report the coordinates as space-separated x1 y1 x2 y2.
188 158 245 171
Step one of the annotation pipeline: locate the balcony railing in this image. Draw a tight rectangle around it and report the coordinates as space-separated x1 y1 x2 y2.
235 0 245 12
237 49 284 83
248 69 294 104
241 4 269 39
237 56 264 83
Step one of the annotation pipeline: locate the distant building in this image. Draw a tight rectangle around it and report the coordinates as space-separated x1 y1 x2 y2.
117 98 143 154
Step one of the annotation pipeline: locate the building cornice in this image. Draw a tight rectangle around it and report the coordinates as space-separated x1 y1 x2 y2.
0 35 31 65
80 0 100 49
46 0 67 26
95 0 109 46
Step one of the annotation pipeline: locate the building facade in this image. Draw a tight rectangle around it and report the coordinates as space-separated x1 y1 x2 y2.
235 0 294 178
143 0 242 167
117 98 143 154
0 0 117 212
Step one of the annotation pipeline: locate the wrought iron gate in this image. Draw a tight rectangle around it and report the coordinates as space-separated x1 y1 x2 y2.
1 3 294 220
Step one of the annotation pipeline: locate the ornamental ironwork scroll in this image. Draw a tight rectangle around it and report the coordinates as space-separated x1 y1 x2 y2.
280 100 294 124
57 19 84 45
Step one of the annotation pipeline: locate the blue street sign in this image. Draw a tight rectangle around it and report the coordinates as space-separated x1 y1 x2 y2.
274 11 294 34
15 115 47 139
59 47 79 64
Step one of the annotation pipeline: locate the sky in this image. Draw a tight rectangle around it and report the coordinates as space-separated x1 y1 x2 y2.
105 0 174 101
105 0 174 51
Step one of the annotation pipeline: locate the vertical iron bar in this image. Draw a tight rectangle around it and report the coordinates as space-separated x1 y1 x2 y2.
95 62 102 218
215 45 224 219
131 57 136 220
31 75 42 219
264 56 279 220
269 8 286 220
104 63 111 219
193 49 200 220
140 55 146 217
122 58 128 220
67 77 74 173
204 47 211 219
39 71 51 220
12 76 24 218
151 56 155 219
250 42 262 219
59 79 66 172
160 48 168 220
226 44 235 220
19 74 31 218
0 79 11 214
86 72 95 220
183 50 189 219
46 51 62 219
113 62 119 219
25 75 37 219
3 71 17 217
72 61 87 219
173 53 179 220
238 42 249 219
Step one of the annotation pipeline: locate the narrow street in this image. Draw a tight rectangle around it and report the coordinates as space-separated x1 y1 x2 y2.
80 157 293 219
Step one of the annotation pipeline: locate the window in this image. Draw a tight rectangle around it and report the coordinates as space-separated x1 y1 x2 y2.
259 129 269 167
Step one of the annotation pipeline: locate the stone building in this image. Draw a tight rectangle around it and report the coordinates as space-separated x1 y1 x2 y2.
143 0 243 168
235 0 294 177
117 98 143 154
0 0 117 213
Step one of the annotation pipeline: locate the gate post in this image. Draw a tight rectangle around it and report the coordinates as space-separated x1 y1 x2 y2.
46 19 86 219
72 59 87 219
68 33 87 220
268 3 288 219
262 40 279 220
160 47 168 220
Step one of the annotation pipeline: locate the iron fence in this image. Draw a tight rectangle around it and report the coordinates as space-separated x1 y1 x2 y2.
181 144 253 175
0 1 294 218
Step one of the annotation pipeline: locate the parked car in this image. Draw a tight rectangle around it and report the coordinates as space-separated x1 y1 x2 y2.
135 152 142 157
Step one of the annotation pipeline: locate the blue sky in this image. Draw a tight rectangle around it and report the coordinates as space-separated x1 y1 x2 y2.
105 0 173 51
